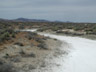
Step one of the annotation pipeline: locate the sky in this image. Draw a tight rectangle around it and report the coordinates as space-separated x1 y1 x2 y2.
0 0 96 22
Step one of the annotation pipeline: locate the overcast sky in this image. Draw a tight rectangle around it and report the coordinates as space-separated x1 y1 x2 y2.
0 0 96 22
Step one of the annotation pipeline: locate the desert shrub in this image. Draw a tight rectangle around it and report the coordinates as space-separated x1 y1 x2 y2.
54 38 57 40
38 43 48 50
7 29 14 34
14 42 24 46
19 49 25 55
35 38 44 43
0 59 5 65
29 32 37 36
31 43 35 47
27 53 36 58
26 34 34 40
26 32 37 40
0 62 17 72
42 37 47 40
19 49 36 58
37 28 48 32
56 31 64 33
3 32 10 38
28 65 36 70
51 26 59 31
0 32 10 41
73 27 81 31
10 57 21 62
3 53 10 59
40 62 46 67
37 28 44 32
11 32 16 38
23 53 36 58
19 25 24 29
0 28 16 43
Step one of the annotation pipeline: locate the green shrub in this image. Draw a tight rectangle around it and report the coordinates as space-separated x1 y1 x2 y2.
0 29 16 43
11 32 16 38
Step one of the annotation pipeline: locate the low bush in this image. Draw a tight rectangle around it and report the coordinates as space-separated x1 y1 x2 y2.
23 53 36 58
0 28 16 43
26 32 37 40
19 49 36 58
14 42 24 46
35 38 44 43
10 57 21 62
19 49 25 55
27 53 36 58
38 43 48 50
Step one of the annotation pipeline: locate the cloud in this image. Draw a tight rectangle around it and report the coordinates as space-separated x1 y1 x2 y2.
0 0 96 22
0 0 96 8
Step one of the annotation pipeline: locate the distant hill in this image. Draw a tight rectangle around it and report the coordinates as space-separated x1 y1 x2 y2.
0 18 50 22
0 18 9 21
14 18 50 22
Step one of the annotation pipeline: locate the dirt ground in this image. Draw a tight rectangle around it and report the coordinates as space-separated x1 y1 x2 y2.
0 31 62 72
